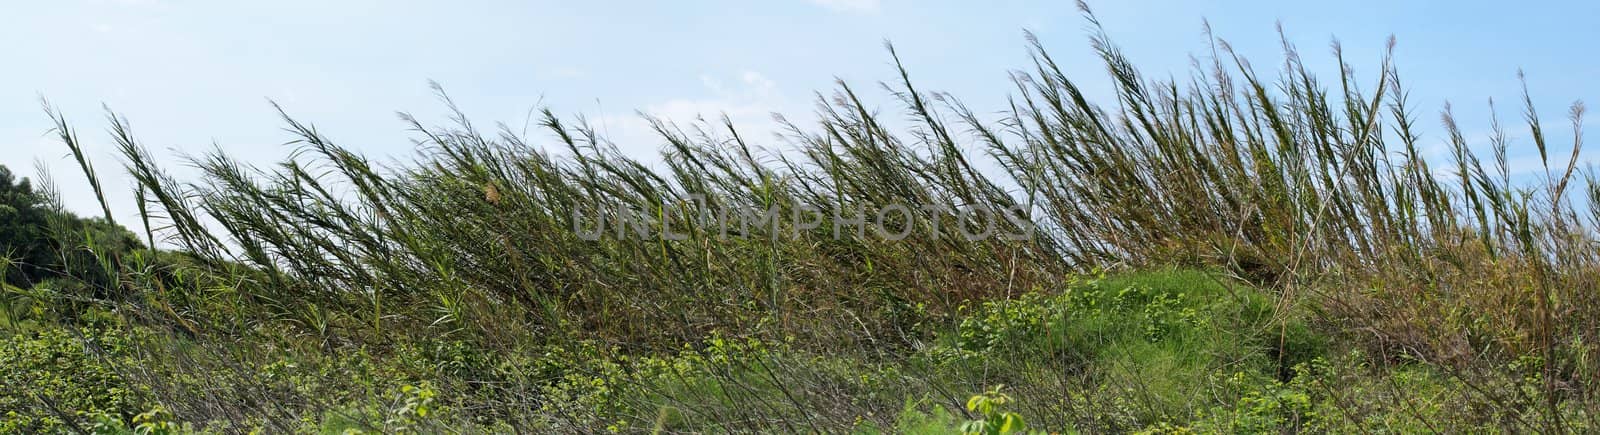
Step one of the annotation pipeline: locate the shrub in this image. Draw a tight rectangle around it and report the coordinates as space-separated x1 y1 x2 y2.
0 327 141 432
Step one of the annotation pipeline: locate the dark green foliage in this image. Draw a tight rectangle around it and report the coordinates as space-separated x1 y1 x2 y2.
0 164 144 294
0 166 50 288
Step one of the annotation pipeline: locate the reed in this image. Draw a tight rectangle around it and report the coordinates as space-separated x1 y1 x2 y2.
20 2 1600 431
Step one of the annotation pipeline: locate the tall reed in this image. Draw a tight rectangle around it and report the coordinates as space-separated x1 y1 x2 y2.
32 3 1600 430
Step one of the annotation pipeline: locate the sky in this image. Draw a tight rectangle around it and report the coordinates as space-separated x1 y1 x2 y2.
5 0 1600 234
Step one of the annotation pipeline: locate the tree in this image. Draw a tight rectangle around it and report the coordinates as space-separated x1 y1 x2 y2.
0 165 49 288
0 164 143 290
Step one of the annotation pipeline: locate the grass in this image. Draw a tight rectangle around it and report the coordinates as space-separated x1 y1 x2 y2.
7 2 1600 432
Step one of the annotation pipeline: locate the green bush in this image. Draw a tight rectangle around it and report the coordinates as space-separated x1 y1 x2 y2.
0 327 141 432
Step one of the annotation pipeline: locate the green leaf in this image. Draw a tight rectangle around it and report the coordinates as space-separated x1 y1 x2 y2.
1001 413 1024 433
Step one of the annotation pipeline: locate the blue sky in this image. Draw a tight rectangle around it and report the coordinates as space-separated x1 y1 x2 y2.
6 0 1599 229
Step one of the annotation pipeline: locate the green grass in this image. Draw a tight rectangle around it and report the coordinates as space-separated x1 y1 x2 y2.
488 269 1322 432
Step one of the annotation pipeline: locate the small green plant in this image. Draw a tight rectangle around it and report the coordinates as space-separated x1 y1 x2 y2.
384 382 439 433
129 405 186 435
960 385 1029 435
80 405 188 435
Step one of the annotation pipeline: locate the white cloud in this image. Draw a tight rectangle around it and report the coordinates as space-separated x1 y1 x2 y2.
541 67 585 79
590 70 797 163
806 0 880 14
100 0 167 8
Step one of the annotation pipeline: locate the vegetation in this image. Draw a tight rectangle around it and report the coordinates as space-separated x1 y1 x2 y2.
7 4 1600 432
